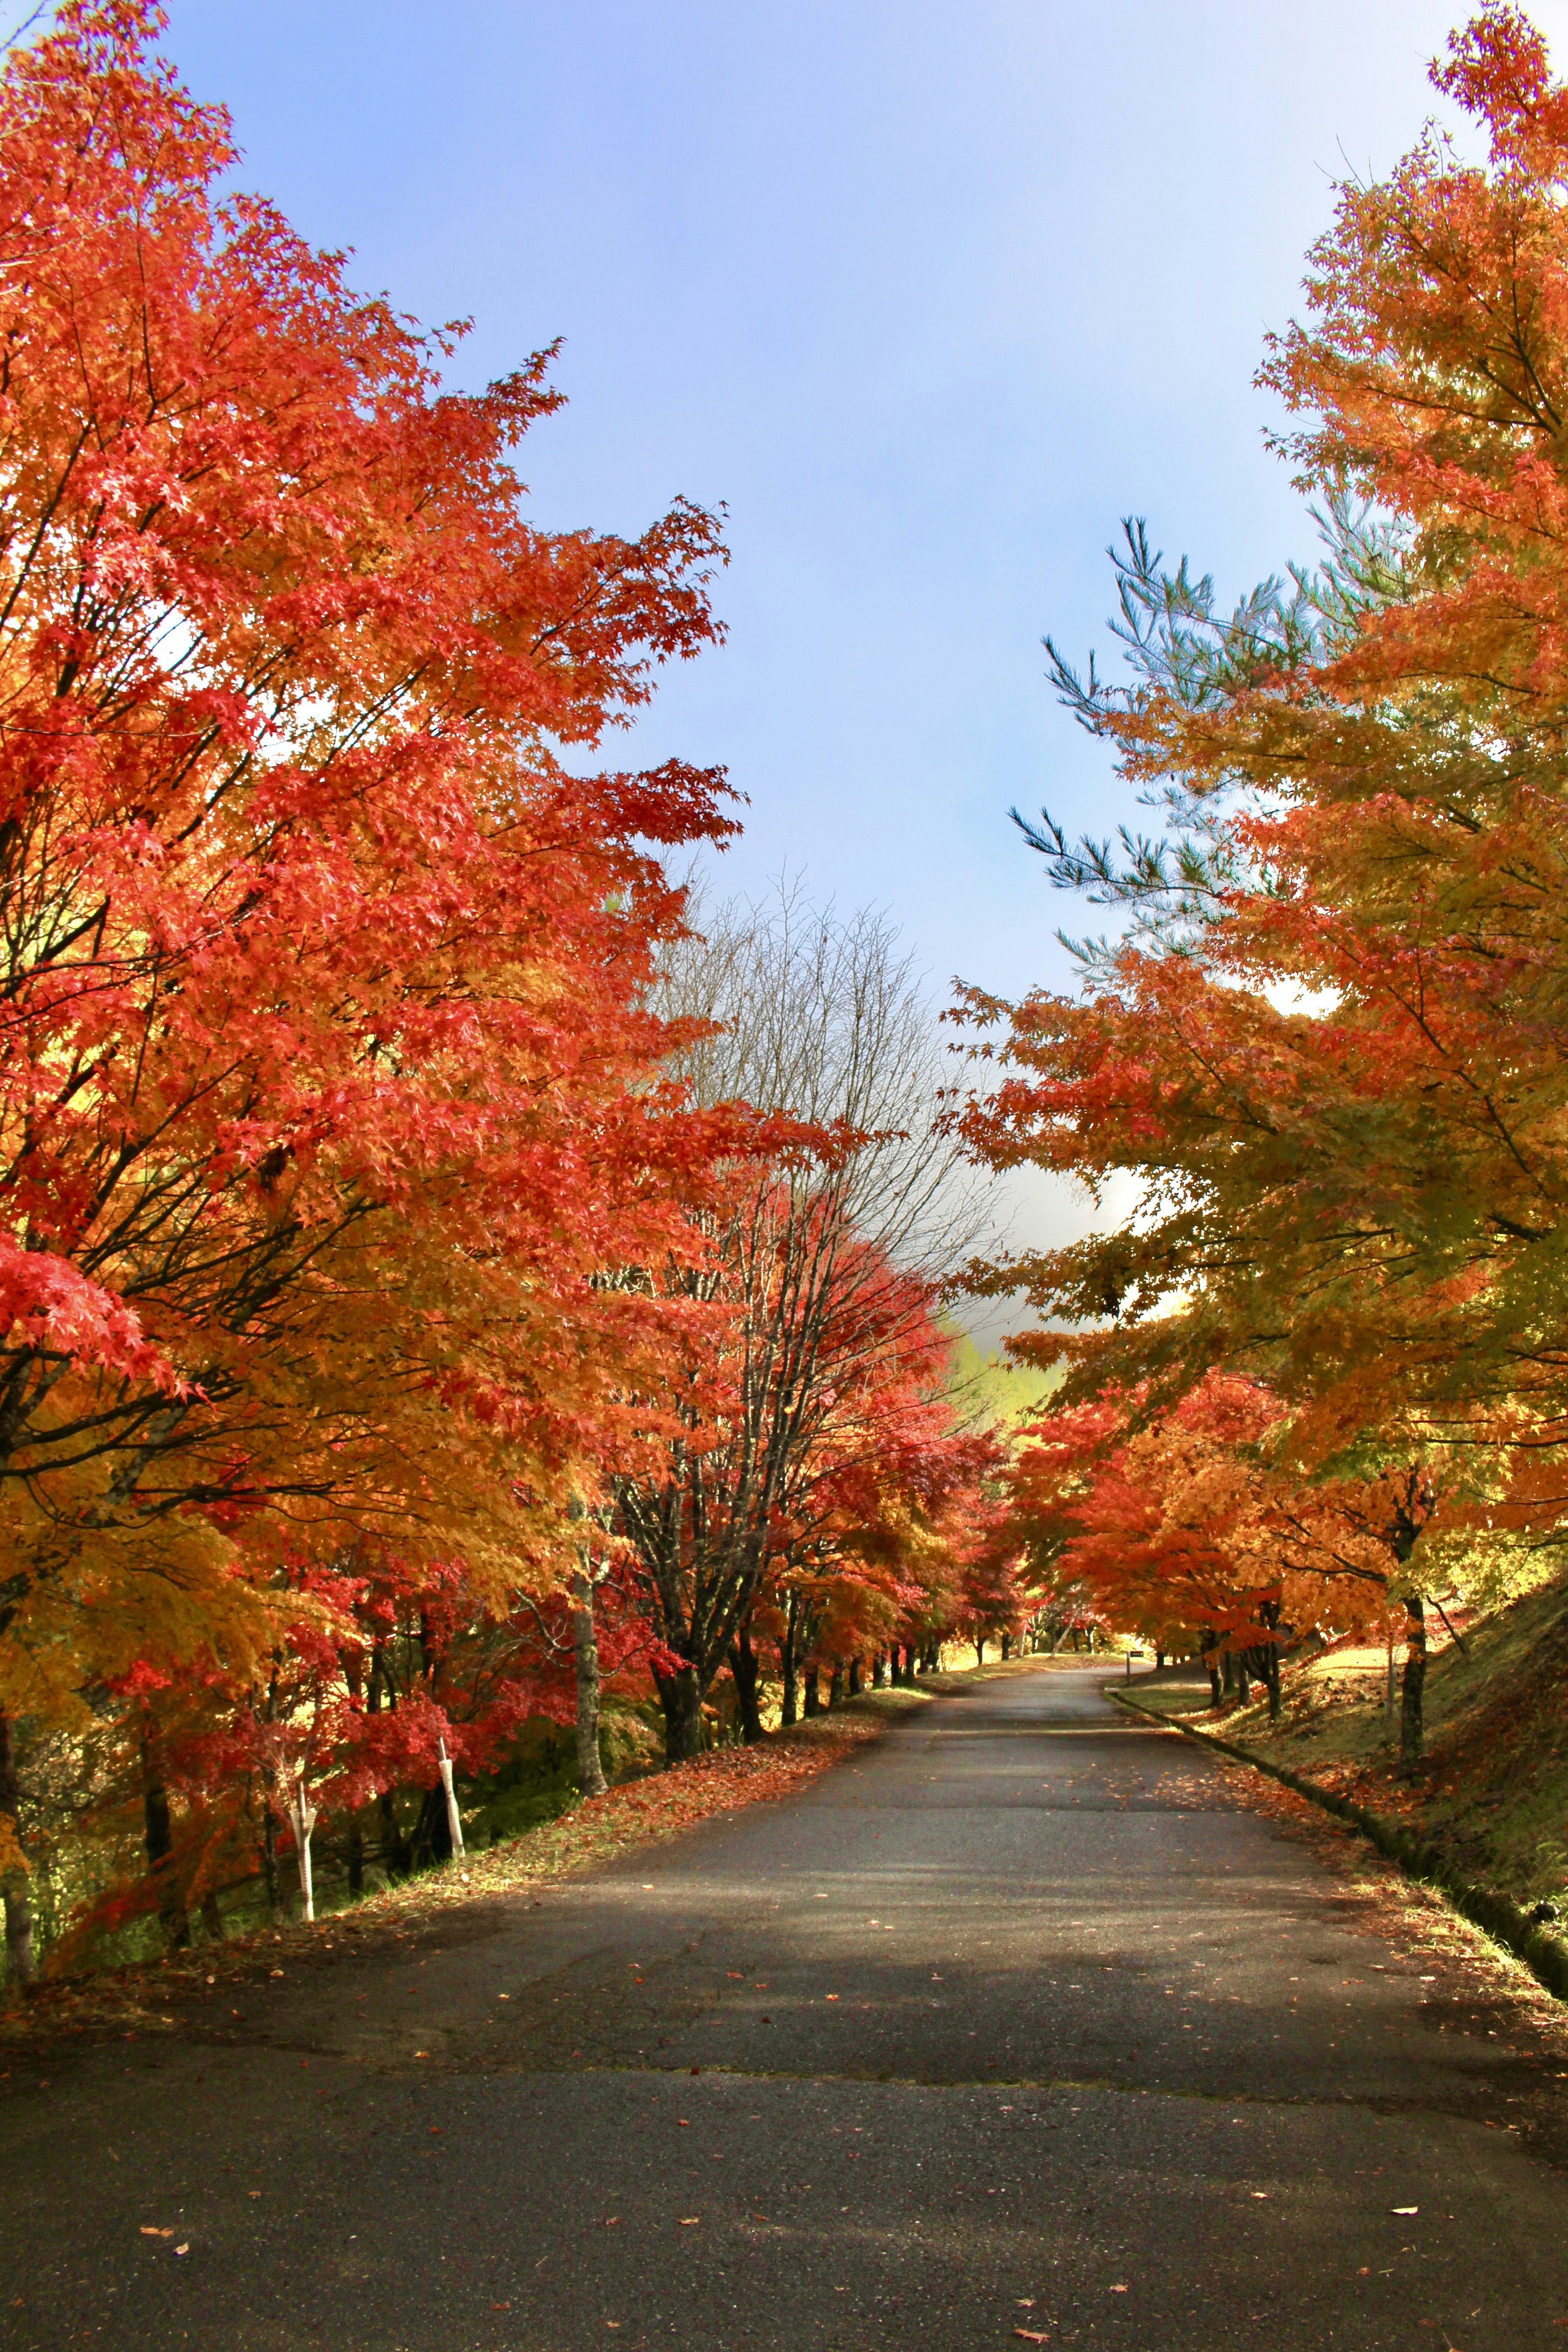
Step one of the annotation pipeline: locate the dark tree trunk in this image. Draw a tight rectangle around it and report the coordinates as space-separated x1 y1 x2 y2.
657 1665 705 1764
572 1566 608 1796
974 1637 986 1666
143 1769 190 1951
802 1662 821 1716
827 1661 844 1709
847 1656 862 1697
200 1890 224 1945
1401 1597 1428 1768
1201 1633 1222 1706
1001 1633 1012 1660
1236 1656 1252 1704
412 1784 452 1868
378 1791 412 1879
1259 1604 1283 1723
873 1652 888 1689
261 1806 281 1922
729 1626 765 1744
0 1710 35 1988
779 1594 802 1726
347 1822 364 1897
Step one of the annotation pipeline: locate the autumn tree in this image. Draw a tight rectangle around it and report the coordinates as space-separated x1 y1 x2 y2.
615 882 987 1759
0 0 739 1974
956 6 1568 1757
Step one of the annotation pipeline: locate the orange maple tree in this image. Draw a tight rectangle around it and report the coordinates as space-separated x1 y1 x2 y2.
0 0 745 1974
957 6 1568 1749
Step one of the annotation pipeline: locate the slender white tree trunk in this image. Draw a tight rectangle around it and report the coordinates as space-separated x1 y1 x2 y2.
572 1565 608 1798
285 1768 317 1924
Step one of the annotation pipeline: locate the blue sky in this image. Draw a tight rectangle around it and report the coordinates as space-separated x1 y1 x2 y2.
157 1 1568 1332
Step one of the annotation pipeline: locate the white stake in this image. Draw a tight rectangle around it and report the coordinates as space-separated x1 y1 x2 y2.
437 1738 465 1860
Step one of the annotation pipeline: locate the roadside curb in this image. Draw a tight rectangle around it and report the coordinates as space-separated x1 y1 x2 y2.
1110 1686 1568 2004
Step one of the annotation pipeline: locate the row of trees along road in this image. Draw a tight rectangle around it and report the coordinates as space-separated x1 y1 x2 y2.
0 4 1031 1987
960 2 1568 1768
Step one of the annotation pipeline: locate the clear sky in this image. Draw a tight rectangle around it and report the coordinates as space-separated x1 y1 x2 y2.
156 0 1568 1336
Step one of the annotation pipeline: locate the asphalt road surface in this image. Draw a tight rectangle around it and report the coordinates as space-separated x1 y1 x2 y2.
6 1664 1568 2352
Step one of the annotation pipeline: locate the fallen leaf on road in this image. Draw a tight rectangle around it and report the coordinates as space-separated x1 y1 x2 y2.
139 2227 174 2238
1391 2206 1419 2216
174 2245 189 2257
679 2216 700 2226
1110 2283 1129 2292
603 2217 620 2227
1015 2331 1049 2343
492 2303 510 2313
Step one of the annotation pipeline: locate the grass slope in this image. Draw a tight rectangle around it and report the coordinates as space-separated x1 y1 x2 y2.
1131 1572 1568 1916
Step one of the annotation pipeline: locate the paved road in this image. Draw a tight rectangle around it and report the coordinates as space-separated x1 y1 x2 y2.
5 1665 1568 2351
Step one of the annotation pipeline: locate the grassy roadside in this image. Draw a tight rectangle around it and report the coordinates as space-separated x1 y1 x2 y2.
1117 1574 1568 1994
2 1663 1039 2047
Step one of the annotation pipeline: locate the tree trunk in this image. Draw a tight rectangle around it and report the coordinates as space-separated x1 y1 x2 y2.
1001 1633 1012 1660
572 1567 608 1796
261 1805 281 1923
974 1637 986 1667
411 1783 452 1868
873 1651 888 1689
802 1662 821 1716
200 1890 224 1945
0 1711 35 1989
143 1770 190 1951
657 1664 705 1765
1236 1656 1251 1704
827 1660 844 1709
1201 1632 1222 1706
1385 1636 1397 1732
847 1656 862 1697
285 1775 318 1922
347 1822 364 1896
779 1595 801 1726
1401 1597 1427 1768
378 1790 411 1879
729 1625 765 1744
